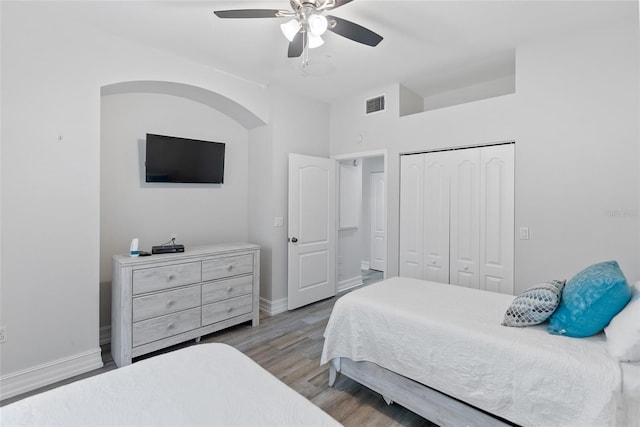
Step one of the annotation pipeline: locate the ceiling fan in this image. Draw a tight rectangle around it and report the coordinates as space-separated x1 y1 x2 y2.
213 0 383 64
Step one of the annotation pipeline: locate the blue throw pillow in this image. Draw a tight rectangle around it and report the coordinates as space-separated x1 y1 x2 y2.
548 261 631 338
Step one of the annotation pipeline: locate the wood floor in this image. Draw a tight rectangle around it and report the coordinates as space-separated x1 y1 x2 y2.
2 271 435 426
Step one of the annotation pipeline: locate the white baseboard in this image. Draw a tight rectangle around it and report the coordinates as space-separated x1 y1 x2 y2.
259 296 288 316
0 348 104 401
361 261 370 270
100 325 111 345
338 276 363 293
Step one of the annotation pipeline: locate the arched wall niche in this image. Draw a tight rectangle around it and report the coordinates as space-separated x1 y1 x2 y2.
101 80 267 129
98 79 265 336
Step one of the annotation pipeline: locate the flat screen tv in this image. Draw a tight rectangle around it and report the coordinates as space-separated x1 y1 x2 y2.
145 134 225 184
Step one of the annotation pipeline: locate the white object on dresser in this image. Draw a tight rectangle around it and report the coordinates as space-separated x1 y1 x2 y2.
111 243 260 367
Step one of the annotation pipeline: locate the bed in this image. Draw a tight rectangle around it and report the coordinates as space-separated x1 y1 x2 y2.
0 343 341 427
321 277 640 427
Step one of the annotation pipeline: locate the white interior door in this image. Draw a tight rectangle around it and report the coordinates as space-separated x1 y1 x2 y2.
422 152 451 284
399 154 424 278
449 149 480 288
369 171 385 272
288 153 336 310
479 144 514 294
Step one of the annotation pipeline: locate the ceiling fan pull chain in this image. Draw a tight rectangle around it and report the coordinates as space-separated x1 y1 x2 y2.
302 31 309 68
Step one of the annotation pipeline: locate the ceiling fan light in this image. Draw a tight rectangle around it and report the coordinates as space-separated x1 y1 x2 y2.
280 19 301 41
308 33 324 49
308 14 328 36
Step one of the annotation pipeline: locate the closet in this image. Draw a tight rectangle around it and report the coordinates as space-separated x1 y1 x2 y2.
399 143 514 294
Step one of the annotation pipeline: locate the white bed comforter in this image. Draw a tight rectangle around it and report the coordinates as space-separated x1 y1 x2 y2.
1 343 340 427
321 277 622 427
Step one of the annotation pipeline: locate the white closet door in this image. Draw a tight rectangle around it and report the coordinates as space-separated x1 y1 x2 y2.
399 155 424 278
449 149 480 289
422 152 450 284
479 145 515 294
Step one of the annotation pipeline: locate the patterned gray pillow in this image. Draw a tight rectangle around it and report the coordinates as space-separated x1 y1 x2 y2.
502 280 566 327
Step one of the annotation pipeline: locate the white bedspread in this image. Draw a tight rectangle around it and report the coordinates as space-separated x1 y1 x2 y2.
1 343 340 427
321 277 623 427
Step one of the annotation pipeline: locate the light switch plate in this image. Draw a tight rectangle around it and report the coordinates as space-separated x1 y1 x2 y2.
519 227 530 240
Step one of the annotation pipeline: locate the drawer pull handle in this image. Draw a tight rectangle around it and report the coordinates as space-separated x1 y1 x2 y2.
226 306 232 312
167 274 175 281
167 323 175 330
166 300 175 308
227 286 233 292
226 265 233 271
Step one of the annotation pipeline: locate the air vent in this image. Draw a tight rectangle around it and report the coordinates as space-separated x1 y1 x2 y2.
365 95 386 115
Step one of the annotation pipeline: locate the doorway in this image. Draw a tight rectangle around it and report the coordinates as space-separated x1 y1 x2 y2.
333 151 387 292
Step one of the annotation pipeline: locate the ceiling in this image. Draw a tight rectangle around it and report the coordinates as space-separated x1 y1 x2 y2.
61 0 635 102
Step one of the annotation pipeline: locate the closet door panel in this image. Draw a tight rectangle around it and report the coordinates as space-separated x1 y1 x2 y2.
449 149 480 289
422 152 450 284
480 145 514 294
399 144 514 292
399 155 424 279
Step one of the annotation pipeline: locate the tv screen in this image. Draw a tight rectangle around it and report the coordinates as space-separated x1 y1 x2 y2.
145 134 225 184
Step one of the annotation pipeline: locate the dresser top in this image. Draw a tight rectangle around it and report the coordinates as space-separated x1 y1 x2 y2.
113 242 260 266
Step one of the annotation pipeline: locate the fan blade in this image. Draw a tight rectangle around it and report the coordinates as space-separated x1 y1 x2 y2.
327 15 382 46
214 9 285 19
288 31 305 58
325 0 355 10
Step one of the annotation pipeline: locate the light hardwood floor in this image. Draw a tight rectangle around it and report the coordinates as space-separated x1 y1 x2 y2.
2 270 435 426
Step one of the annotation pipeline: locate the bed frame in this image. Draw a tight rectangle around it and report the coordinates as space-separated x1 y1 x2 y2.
329 357 513 427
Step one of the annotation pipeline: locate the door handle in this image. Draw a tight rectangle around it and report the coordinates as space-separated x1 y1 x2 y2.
290 237 298 243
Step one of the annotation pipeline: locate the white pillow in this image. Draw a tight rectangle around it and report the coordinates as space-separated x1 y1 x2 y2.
605 281 640 362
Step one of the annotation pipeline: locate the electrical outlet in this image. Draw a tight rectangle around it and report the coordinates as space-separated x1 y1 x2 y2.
0 326 7 343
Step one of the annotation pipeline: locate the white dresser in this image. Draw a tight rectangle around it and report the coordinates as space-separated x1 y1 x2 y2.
111 243 260 367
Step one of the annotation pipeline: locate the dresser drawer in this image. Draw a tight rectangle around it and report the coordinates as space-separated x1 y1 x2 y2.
132 307 201 347
132 262 201 295
202 294 253 326
202 275 253 305
202 254 253 281
132 285 201 322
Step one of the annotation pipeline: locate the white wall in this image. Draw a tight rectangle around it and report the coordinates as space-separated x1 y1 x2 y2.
99 92 250 329
267 90 330 306
0 2 269 397
422 75 516 112
248 123 275 303
247 89 331 310
330 20 640 294
512 22 639 288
